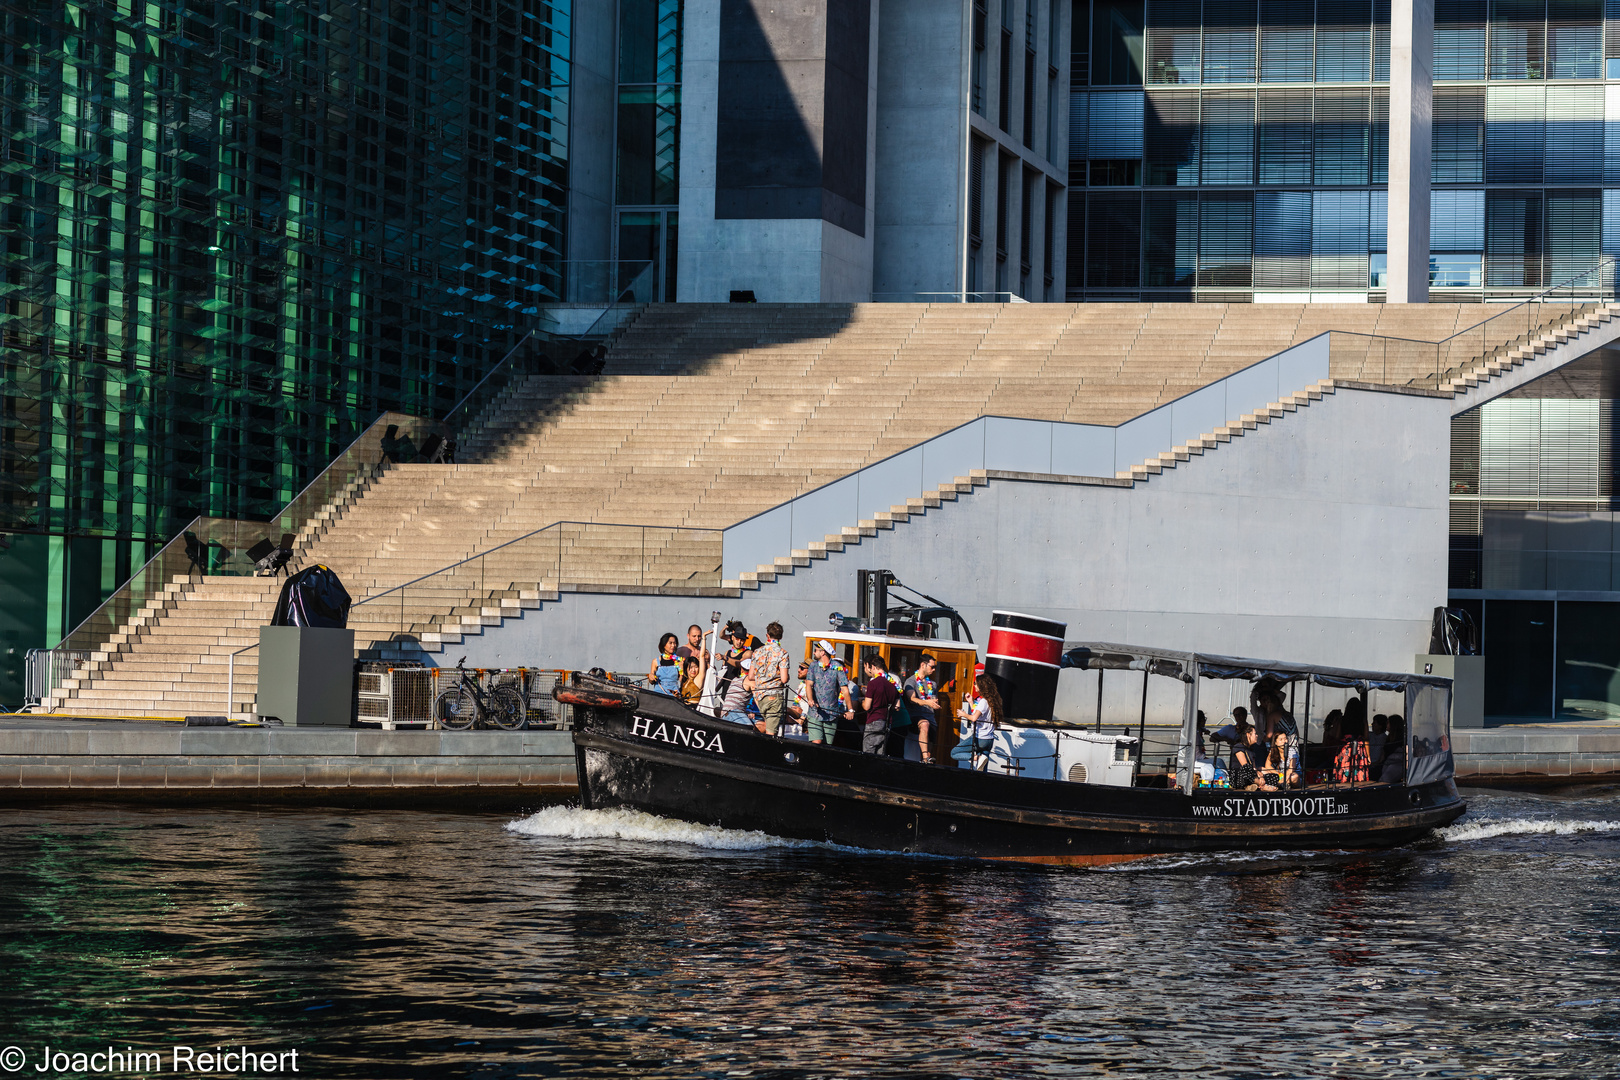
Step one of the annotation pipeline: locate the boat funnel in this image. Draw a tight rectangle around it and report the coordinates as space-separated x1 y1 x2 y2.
984 610 1066 721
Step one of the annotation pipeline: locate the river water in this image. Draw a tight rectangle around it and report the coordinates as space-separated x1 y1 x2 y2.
1 788 1618 1078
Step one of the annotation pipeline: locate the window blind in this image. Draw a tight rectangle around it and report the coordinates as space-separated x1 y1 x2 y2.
1545 191 1601 282
1144 191 1200 285
1089 90 1146 156
1604 188 1620 254
1433 85 1485 183
1371 87 1388 183
1489 0 1547 79
1200 89 1256 183
1086 193 1143 287
1548 0 1602 77
1312 189 1370 287
1254 189 1312 287
1432 189 1487 251
1545 84 1603 183
1316 0 1373 80
1607 0 1620 71
1146 89 1200 184
1199 193 1254 286
1374 0 1391 79
1437 0 1488 79
1485 84 1545 185
1259 88 1314 183
1070 91 1089 169
1313 88 1370 185
1486 189 1544 287
1146 0 1202 83
1606 84 1620 182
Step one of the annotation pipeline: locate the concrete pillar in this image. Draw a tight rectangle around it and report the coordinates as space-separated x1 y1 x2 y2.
1387 0 1433 303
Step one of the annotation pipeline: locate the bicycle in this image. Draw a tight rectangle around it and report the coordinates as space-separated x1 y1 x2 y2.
434 657 526 730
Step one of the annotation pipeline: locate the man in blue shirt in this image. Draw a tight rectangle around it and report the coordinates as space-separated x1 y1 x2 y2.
805 639 853 745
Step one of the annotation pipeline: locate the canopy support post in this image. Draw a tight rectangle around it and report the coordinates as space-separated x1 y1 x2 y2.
1136 667 1149 783
1301 678 1312 791
1095 669 1103 733
1179 662 1200 793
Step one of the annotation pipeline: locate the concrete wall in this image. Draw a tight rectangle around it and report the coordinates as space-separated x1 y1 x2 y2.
0 725 577 806
721 335 1330 578
565 0 618 264
872 0 970 297
678 0 879 301
460 385 1452 719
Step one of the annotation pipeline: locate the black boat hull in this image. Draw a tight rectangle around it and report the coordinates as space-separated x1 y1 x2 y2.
569 683 1466 865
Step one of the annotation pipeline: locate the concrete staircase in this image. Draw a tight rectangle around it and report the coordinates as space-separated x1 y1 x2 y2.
1434 303 1620 393
44 300 1614 718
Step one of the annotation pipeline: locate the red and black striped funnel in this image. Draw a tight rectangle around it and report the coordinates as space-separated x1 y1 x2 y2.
984 610 1067 721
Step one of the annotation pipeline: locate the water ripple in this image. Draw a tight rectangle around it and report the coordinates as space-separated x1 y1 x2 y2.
0 788 1615 1077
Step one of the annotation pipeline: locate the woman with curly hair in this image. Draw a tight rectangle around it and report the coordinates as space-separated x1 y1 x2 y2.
952 673 1005 771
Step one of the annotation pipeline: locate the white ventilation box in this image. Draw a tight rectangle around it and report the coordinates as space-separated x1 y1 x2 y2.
992 726 1138 787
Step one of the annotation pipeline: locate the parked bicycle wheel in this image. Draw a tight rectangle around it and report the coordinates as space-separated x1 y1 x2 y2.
436 684 478 730
487 684 527 730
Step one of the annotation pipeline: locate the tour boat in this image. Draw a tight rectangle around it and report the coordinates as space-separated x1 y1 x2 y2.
556 612 1466 866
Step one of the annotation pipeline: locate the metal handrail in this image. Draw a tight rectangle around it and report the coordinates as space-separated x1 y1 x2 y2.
226 641 258 718
55 411 428 655
441 330 537 426
1325 255 1618 386
1438 255 1619 346
350 518 723 607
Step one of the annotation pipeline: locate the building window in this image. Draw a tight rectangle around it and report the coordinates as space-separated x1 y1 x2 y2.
1261 0 1317 82
1200 89 1255 184
1313 89 1370 186
1490 0 1547 79
1090 0 1145 85
1086 193 1143 287
1434 87 1486 183
1147 0 1202 84
1145 89 1199 185
1255 190 1312 288
1145 191 1200 285
1198 193 1254 286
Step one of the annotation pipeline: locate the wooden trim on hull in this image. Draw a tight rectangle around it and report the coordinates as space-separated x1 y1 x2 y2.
982 851 1161 867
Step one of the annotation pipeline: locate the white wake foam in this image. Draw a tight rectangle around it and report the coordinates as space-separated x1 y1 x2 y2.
1440 817 1620 843
506 805 815 851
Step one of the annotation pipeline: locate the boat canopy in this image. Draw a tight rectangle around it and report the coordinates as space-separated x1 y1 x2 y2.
1059 642 1451 695
1058 641 1455 789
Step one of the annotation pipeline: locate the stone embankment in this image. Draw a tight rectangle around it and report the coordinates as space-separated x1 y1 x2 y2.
0 718 1613 806
0 718 576 809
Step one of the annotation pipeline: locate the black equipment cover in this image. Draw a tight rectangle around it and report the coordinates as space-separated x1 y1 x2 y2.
271 564 352 628
1428 606 1480 656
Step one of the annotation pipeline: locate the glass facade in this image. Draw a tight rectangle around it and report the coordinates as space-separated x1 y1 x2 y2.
615 0 678 300
0 0 570 702
1451 358 1620 721
1067 0 1620 300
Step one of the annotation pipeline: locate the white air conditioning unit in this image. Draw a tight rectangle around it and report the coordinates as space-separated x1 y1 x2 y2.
991 726 1137 787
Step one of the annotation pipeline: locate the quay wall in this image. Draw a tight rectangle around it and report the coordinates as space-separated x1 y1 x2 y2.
1451 728 1620 788
0 723 1612 805
460 385 1454 715
0 726 576 809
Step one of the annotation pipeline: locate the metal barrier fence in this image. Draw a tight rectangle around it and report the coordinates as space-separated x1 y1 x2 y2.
349 667 640 730
23 649 91 707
